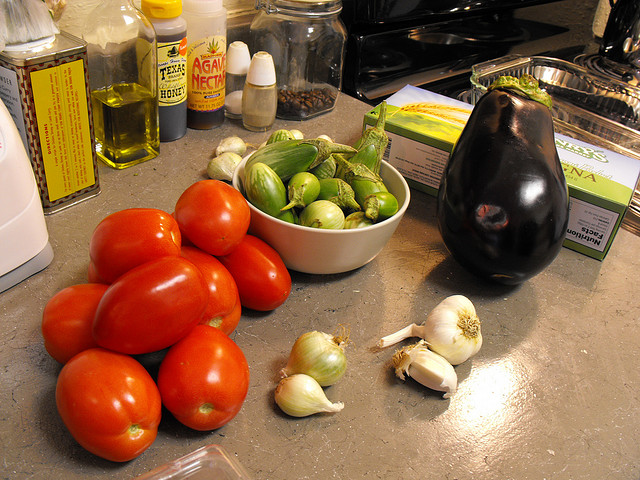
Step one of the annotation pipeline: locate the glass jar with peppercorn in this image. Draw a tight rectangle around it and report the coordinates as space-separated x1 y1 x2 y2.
249 0 347 120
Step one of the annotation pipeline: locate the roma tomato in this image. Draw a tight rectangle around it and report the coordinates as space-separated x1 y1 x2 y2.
218 234 291 311
174 180 250 256
89 208 182 284
157 325 249 431
93 256 208 355
216 287 242 335
87 261 108 284
56 348 162 462
180 246 240 334
41 283 108 364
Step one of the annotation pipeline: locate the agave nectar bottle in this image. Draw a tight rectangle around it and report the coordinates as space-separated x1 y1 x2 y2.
182 0 227 129
83 0 160 169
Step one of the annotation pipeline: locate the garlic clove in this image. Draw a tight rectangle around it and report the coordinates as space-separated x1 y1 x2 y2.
215 135 247 156
392 341 457 399
207 152 242 182
275 374 344 417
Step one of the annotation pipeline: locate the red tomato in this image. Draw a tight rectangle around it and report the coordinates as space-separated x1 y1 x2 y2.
157 325 249 431
87 261 108 284
174 180 250 256
218 234 291 311
41 283 108 364
93 256 208 355
215 287 242 335
180 246 239 334
89 208 181 284
56 348 162 462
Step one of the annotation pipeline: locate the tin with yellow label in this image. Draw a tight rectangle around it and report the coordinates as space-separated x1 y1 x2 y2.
0 31 100 214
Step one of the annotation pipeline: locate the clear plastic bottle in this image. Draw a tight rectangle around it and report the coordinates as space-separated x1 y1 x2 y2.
83 0 159 169
141 0 188 142
242 51 277 132
250 0 346 120
182 0 227 129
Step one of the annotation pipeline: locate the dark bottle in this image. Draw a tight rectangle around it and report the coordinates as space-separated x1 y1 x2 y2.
141 0 188 142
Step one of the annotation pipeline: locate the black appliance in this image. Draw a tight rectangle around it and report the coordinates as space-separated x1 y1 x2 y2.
340 0 583 104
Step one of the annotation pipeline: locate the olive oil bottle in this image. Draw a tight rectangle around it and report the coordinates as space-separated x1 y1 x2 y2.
83 0 159 169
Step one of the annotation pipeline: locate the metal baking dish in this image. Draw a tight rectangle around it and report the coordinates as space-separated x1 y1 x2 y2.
469 54 640 235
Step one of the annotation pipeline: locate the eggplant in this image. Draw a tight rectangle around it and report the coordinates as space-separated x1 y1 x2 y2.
436 74 569 285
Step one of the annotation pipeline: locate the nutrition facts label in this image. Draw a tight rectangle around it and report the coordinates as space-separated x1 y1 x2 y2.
565 197 618 252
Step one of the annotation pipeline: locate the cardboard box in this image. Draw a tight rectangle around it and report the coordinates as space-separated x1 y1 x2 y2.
364 84 640 260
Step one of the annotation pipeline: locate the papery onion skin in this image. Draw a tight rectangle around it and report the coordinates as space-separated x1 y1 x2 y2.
274 374 344 417
281 331 347 387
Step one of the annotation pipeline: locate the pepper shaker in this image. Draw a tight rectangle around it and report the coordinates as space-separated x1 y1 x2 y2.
242 51 277 132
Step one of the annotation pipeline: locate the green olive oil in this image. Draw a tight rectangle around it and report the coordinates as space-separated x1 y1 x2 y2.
90 82 159 169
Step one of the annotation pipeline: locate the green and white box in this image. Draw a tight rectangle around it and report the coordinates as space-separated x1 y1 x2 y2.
363 84 640 260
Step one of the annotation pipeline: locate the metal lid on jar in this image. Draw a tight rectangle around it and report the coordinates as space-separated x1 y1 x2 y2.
256 0 342 16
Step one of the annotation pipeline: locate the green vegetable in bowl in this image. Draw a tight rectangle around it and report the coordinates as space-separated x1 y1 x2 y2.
309 155 337 180
244 162 288 218
299 200 345 229
344 211 373 229
282 172 320 211
317 177 361 211
245 139 356 182
363 191 398 222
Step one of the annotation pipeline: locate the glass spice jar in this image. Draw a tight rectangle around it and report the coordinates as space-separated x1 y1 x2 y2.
249 0 347 120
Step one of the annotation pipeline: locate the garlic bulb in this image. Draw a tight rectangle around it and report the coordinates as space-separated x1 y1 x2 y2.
393 340 457 399
378 294 482 365
280 329 348 387
274 374 344 417
207 152 242 181
423 295 482 365
215 135 247 156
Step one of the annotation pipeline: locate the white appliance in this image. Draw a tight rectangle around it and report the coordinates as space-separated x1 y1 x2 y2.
0 99 53 293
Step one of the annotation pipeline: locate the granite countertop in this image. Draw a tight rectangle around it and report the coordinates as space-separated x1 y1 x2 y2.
1 93 640 479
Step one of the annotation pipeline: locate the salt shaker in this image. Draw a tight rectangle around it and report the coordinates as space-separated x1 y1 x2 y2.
225 41 251 119
242 51 277 132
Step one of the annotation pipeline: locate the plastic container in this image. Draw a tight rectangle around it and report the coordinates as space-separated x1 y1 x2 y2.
250 0 346 120
0 99 53 293
242 51 277 131
141 0 188 142
182 0 227 129
134 444 251 479
83 0 159 169
225 41 251 119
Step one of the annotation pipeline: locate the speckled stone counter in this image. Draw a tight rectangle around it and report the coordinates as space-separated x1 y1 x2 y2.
1 91 640 480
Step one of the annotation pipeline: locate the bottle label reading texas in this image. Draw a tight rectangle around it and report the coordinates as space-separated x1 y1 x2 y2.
158 37 188 107
187 35 226 112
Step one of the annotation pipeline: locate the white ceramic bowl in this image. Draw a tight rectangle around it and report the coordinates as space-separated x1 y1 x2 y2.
232 158 410 274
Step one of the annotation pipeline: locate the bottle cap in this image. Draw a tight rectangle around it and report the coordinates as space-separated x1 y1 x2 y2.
246 51 276 86
227 41 251 75
141 0 182 18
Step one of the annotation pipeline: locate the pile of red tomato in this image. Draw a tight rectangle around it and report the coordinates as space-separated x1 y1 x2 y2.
41 180 292 462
